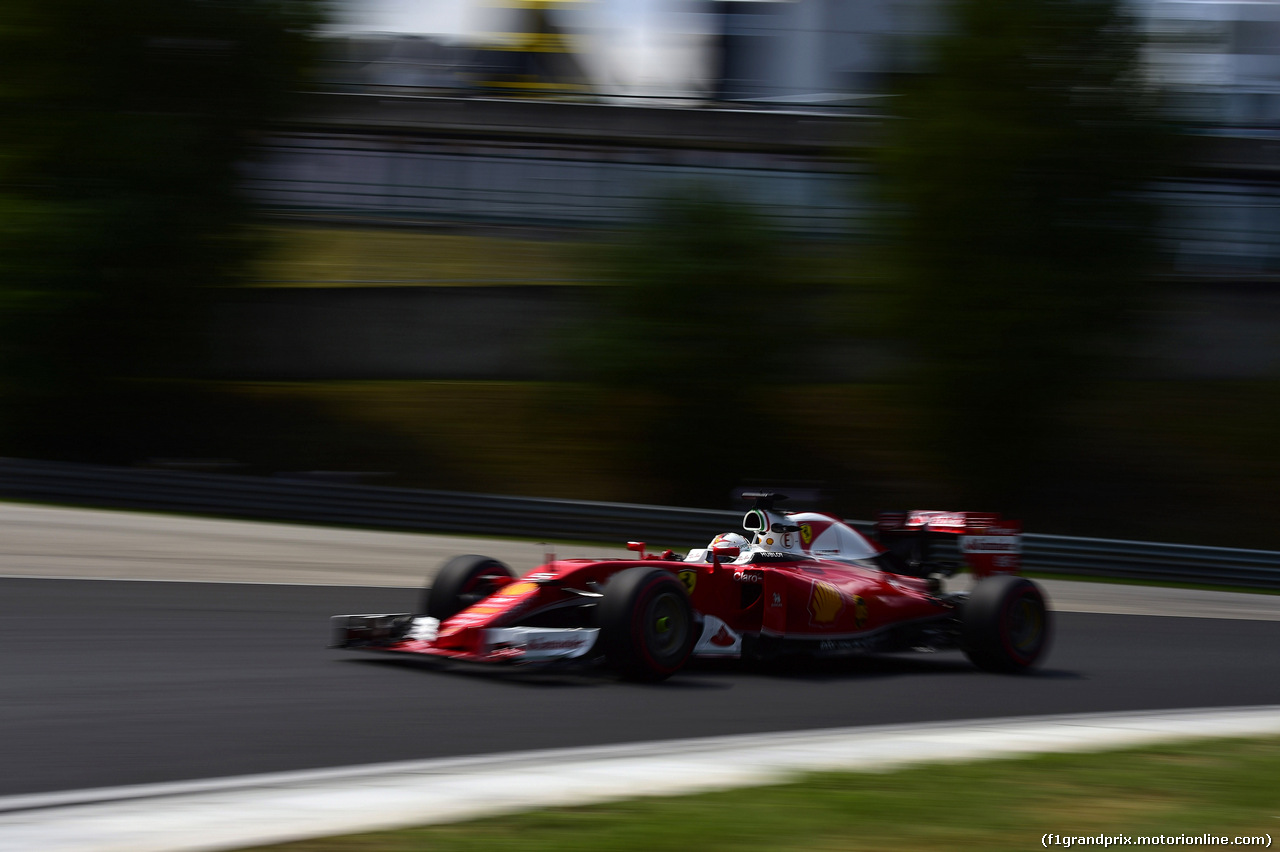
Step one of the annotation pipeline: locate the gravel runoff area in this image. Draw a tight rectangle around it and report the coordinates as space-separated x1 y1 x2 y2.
3 500 1279 621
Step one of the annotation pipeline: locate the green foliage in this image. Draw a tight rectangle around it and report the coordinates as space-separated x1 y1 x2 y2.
573 190 799 505
878 0 1175 498
582 191 793 395
0 0 325 457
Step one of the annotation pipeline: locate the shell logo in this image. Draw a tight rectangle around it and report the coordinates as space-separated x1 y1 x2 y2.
499 582 540 597
808 580 844 624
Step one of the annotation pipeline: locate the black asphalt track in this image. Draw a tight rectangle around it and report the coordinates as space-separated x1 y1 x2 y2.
1 577 1277 797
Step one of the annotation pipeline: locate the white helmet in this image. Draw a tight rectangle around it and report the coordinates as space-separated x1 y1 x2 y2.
708 532 749 562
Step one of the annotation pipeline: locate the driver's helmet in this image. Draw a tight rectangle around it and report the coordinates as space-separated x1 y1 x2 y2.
707 532 749 562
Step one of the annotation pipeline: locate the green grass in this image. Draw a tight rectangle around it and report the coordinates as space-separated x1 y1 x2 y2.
250 226 595 286
242 736 1280 851
247 224 859 289
213 380 656 499
210 377 1280 549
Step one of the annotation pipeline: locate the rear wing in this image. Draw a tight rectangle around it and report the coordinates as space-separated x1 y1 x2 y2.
875 511 1022 578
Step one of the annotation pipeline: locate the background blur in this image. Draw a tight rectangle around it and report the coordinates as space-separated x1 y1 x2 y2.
2 0 1278 547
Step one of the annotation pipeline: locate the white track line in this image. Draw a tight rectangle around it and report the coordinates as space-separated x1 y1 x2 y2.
3 706 1280 852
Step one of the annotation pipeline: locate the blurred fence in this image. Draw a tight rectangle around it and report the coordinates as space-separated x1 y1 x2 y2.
244 133 1280 269
244 131 864 236
3 457 1280 589
243 93 1280 271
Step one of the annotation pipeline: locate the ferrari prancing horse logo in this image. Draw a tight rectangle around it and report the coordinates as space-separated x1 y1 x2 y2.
799 523 814 546
678 569 697 594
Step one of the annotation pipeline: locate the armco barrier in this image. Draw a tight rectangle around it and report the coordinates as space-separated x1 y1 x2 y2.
2 457 1280 589
0 457 741 547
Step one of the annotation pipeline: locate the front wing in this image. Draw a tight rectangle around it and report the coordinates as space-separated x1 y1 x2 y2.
332 607 962 670
330 613 600 666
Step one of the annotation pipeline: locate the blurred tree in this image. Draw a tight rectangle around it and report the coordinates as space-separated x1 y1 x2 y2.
575 190 799 507
878 0 1174 500
0 0 324 458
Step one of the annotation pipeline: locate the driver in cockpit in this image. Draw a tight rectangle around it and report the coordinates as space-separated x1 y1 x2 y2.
683 532 750 564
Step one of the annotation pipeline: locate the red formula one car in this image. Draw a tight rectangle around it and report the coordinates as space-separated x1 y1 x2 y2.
331 494 1050 680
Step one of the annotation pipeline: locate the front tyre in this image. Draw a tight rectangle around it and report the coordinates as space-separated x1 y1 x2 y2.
962 575 1051 673
598 566 696 681
423 555 515 621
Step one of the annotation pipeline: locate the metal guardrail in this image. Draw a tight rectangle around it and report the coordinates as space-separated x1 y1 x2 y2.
3 457 1280 589
1022 533 1280 589
0 457 741 546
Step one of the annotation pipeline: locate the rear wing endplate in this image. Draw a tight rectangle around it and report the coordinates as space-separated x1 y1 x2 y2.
876 510 1022 577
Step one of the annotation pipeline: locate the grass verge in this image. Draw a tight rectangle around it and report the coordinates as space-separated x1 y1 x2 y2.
250 226 595 286
243 735 1280 851
211 378 1280 549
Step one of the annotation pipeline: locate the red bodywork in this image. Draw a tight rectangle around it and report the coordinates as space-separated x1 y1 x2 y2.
409 556 943 663
333 509 1023 667
876 510 1023 579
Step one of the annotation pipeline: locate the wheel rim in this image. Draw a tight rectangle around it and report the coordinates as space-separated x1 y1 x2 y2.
1006 594 1044 657
644 591 689 661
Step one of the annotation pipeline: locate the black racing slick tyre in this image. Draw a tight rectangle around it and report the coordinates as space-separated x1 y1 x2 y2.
962 574 1052 673
422 555 515 621
597 567 696 682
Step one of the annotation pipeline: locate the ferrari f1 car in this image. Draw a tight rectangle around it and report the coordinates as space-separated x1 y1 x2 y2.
331 495 1050 680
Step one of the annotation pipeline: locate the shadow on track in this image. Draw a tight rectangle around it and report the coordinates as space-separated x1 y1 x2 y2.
338 655 732 690
726 654 1081 682
338 652 1079 687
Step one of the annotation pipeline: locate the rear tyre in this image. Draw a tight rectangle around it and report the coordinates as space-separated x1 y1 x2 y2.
422 555 515 621
597 566 696 681
962 575 1051 673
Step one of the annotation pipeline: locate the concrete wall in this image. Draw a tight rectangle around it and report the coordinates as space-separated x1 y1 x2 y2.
210 284 1280 381
211 286 595 380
